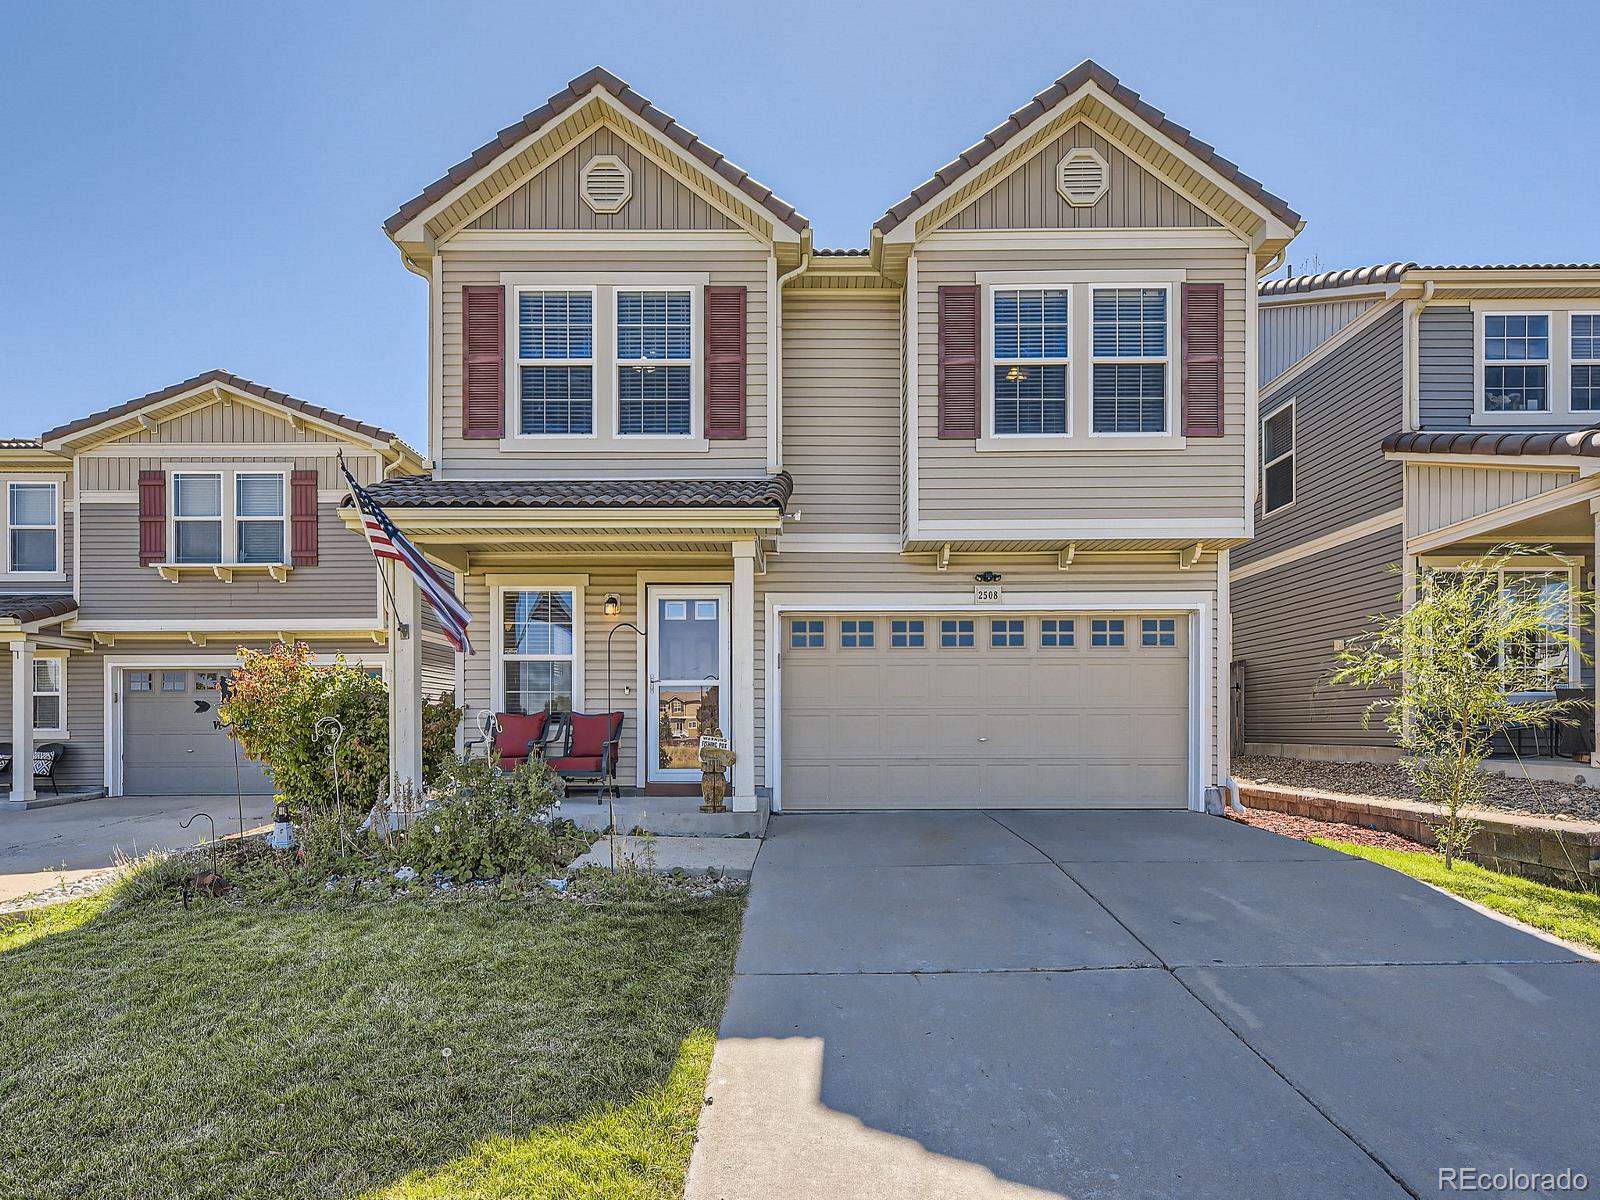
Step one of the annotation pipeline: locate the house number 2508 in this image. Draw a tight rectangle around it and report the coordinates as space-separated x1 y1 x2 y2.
973 585 1003 603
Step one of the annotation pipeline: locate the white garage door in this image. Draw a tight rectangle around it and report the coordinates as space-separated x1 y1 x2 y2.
121 669 274 796
779 612 1189 810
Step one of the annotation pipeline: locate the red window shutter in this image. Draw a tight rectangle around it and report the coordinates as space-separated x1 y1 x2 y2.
291 469 319 566
1181 282 1225 437
138 470 166 566
705 285 747 439
938 285 980 438
462 285 505 439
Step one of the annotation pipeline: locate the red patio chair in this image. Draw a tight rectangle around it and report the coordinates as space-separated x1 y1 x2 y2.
546 711 624 802
492 711 550 770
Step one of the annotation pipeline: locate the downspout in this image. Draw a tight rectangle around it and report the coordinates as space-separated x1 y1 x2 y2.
770 237 812 475
1405 280 1436 430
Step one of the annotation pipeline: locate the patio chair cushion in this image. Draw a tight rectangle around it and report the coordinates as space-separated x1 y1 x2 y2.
546 755 603 774
494 712 548 766
568 711 623 758
32 751 56 777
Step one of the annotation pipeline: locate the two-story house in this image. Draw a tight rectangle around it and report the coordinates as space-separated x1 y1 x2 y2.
1 370 433 805
371 62 1301 814
1233 262 1600 771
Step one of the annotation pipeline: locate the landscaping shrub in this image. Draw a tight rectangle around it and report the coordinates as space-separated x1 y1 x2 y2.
399 754 580 883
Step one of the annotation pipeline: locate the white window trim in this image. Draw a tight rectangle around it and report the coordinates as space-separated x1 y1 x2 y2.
490 578 586 718
1419 559 1581 685
511 285 599 441
1261 399 1296 517
2 475 64 580
976 269 1187 453
987 286 1072 440
497 273 711 454
1466 301 1600 426
32 653 67 738
166 467 289 567
1570 310 1600 416
614 285 700 443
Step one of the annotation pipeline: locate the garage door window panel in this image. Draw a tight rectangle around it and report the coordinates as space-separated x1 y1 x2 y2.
990 618 1025 648
890 619 925 647
503 589 576 716
161 671 186 691
1141 618 1177 647
1090 618 1126 647
1041 618 1075 647
789 619 824 649
940 618 975 648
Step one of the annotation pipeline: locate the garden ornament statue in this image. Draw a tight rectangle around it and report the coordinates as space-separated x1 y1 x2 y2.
270 797 296 850
697 685 735 814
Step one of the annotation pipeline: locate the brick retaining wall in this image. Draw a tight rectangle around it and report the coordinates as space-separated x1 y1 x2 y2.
1238 783 1600 889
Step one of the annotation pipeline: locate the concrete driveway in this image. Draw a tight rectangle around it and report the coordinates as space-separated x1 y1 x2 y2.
0 794 274 904
686 810 1600 1200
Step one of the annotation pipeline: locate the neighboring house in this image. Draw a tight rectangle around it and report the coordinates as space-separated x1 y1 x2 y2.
370 61 1302 813
1233 262 1600 765
1 370 431 805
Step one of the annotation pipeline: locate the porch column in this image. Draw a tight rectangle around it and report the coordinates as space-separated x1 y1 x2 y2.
10 640 35 807
730 541 758 812
1592 504 1600 770
387 563 424 795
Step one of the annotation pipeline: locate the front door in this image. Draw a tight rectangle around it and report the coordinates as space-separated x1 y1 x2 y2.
646 586 730 784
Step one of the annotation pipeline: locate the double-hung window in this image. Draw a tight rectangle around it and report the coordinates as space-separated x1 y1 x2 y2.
172 470 286 565
32 658 64 734
1091 287 1170 434
992 289 1069 435
501 589 577 717
1482 314 1550 412
517 290 595 436
1262 401 1295 514
6 481 58 574
1572 314 1600 412
617 289 693 436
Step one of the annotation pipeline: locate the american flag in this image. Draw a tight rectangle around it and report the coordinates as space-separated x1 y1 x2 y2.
340 458 473 654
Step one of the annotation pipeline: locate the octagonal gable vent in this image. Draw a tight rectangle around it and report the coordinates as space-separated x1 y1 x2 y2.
1057 148 1110 208
581 155 632 214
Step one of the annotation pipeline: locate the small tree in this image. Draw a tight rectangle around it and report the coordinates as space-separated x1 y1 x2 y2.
1333 547 1588 867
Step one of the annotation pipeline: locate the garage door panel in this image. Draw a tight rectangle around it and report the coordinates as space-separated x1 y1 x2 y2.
121 669 275 796
781 611 1190 811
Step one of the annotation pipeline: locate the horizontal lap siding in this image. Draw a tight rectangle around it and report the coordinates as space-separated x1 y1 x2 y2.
755 552 1222 790
1418 306 1475 428
1259 298 1378 385
439 243 771 478
5 509 73 593
780 291 901 534
1232 526 1403 749
1237 306 1404 566
1404 464 1578 536
914 244 1249 525
422 639 456 700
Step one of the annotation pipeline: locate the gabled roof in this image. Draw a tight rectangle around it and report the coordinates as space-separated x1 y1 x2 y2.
40 369 423 465
873 59 1300 238
362 473 793 512
384 67 807 241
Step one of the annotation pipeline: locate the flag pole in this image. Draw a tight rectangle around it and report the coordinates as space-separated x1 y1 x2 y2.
341 450 410 639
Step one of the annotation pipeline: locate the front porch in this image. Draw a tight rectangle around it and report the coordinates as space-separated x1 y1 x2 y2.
363 474 789 817
1 594 90 809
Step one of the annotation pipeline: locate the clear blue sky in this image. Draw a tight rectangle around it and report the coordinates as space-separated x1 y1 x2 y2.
4 0 1596 449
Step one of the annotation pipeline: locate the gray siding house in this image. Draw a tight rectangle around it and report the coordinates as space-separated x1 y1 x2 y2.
1233 263 1600 766
1 371 433 803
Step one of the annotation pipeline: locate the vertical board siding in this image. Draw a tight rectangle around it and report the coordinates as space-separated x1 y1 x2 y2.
80 449 379 493
113 403 341 445
1404 464 1578 536
438 242 771 477
1417 305 1476 428
780 291 902 534
1236 306 1406 566
467 126 736 232
915 243 1249 525
1232 526 1404 750
1259 298 1378 384
938 122 1220 231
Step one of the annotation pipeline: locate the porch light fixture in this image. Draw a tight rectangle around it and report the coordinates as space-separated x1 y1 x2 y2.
604 594 621 618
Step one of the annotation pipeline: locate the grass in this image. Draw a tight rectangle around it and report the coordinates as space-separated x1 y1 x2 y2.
1315 839 1600 953
0 888 743 1200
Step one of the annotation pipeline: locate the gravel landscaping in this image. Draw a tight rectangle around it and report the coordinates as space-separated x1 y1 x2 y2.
1234 755 1600 824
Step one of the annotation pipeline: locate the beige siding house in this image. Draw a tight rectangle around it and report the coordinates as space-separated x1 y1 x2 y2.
373 61 1302 814
2 372 425 803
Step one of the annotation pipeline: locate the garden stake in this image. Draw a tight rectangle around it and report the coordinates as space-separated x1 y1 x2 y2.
218 674 247 843
316 715 346 854
605 620 643 874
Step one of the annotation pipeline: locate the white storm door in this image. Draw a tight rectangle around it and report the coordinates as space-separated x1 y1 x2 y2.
646 585 730 783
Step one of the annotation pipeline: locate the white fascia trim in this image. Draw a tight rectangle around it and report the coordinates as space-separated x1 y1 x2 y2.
68 619 386 633
762 588 1214 813
81 443 380 459
1385 452 1596 472
102 650 387 796
448 231 765 250
915 518 1248 537
1261 293 1404 397
1258 282 1405 308
1231 507 1403 583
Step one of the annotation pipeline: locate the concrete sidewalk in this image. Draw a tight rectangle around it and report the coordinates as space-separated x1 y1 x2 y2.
686 810 1600 1200
0 794 274 905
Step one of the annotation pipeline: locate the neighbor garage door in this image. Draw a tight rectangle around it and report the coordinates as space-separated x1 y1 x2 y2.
779 612 1189 810
121 668 274 795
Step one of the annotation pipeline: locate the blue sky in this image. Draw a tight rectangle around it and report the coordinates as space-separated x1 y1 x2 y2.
3 0 1596 448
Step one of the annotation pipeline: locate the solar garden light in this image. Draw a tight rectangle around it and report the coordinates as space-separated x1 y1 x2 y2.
270 797 296 850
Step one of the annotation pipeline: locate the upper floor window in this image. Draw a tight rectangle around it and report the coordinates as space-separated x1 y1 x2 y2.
616 290 694 436
1482 314 1550 413
6 481 58 574
517 290 594 436
1262 401 1295 515
1091 287 1169 434
1572 314 1600 412
992 289 1069 435
172 470 285 565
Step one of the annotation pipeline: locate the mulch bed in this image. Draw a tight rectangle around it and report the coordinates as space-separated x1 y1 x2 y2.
1227 806 1434 853
1234 755 1600 824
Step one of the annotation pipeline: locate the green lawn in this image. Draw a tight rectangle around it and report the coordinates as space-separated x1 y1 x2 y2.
1316 839 1600 953
0 889 743 1200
